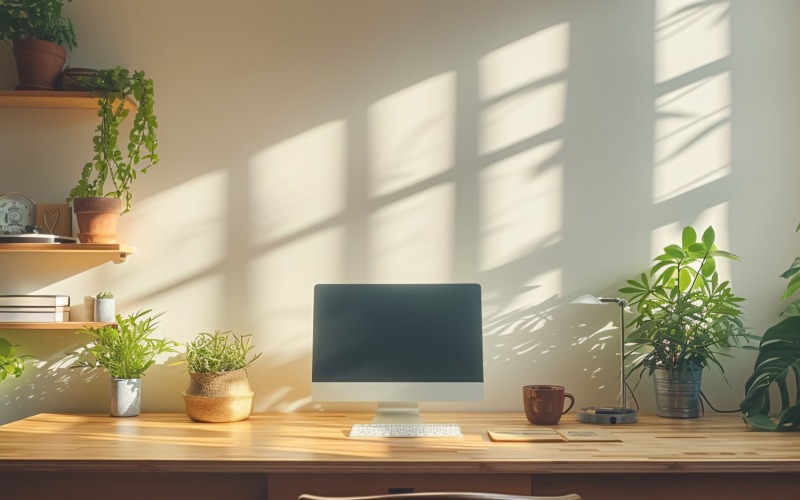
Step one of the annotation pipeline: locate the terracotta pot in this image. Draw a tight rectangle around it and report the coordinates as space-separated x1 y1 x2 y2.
13 39 67 90
73 197 122 243
182 368 254 423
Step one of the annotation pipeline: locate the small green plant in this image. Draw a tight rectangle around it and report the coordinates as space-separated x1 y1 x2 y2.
71 310 177 379
620 225 757 380
0 0 77 49
185 331 261 374
0 338 28 382
96 291 114 299
67 66 158 214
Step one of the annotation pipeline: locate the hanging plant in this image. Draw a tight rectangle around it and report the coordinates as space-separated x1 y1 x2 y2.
67 66 158 214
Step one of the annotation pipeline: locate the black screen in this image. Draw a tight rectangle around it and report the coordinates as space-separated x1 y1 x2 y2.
312 284 483 383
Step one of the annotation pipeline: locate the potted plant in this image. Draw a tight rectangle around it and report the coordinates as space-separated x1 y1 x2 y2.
0 0 77 90
93 291 114 322
0 338 28 382
741 222 800 431
71 310 177 417
66 66 158 243
620 225 757 418
183 330 261 423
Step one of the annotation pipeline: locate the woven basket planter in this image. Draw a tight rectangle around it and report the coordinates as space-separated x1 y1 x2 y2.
182 368 254 423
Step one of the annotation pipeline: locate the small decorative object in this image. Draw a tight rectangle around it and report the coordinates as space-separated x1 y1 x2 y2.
60 66 97 91
94 291 115 322
620 226 758 418
0 338 28 382
0 0 77 90
0 192 36 235
35 203 72 237
66 66 158 243
71 310 177 417
183 330 261 423
741 222 800 431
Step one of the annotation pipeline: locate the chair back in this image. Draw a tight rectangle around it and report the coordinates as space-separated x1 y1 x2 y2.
299 492 581 500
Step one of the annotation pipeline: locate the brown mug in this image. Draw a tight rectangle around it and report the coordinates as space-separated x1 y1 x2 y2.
523 385 575 425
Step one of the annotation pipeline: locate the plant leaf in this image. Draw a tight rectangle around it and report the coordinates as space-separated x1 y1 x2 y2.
701 226 715 249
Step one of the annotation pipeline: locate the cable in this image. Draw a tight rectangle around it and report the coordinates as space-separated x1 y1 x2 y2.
625 378 640 413
699 390 742 413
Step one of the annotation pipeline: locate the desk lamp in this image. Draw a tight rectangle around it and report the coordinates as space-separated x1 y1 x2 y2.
572 294 638 424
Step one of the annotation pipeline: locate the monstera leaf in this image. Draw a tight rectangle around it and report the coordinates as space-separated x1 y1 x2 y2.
740 316 800 431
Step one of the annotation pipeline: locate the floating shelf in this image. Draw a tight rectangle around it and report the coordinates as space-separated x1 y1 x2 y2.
0 90 136 110
0 321 115 331
0 243 134 263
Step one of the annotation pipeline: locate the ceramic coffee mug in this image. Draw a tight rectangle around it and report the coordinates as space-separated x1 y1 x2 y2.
522 385 575 425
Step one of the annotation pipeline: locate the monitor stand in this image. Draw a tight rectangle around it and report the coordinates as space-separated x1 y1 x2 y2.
371 402 424 424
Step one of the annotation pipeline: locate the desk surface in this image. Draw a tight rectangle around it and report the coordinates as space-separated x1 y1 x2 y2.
0 412 798 474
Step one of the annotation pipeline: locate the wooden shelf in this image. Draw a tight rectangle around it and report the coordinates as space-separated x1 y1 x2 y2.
0 243 133 263
0 321 115 331
0 90 136 110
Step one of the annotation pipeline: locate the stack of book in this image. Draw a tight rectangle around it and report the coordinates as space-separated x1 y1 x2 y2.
0 295 70 322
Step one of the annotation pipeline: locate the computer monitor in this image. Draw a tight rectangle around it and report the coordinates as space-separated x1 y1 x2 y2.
312 283 484 423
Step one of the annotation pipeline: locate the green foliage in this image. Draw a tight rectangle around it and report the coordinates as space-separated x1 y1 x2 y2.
0 337 27 382
185 330 261 374
620 226 757 380
740 317 800 431
66 66 158 214
96 291 114 299
740 222 800 430
71 310 177 379
778 222 800 316
0 0 76 49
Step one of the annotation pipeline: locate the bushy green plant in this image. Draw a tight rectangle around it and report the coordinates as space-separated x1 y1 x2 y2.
0 338 27 382
620 226 757 380
0 0 76 49
67 66 158 214
185 331 261 374
741 222 800 431
96 291 114 299
72 310 177 379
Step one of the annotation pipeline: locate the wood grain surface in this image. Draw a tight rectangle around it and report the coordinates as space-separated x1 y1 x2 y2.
1 412 798 474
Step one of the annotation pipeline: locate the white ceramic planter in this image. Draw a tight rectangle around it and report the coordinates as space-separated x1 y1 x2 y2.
94 298 115 322
110 378 141 417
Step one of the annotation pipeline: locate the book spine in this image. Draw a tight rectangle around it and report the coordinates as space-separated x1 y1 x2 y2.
0 307 70 313
0 311 69 322
0 296 70 307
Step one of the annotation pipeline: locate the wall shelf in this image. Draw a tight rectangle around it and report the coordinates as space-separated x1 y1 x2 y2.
0 91 136 110
0 321 115 331
0 243 134 291
0 243 134 263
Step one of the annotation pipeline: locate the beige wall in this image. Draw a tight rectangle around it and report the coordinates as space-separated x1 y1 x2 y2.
1 0 799 424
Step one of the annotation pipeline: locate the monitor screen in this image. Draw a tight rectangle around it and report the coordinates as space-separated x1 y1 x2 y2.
312 283 484 406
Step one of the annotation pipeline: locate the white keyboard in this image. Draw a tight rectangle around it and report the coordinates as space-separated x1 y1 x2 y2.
349 423 463 438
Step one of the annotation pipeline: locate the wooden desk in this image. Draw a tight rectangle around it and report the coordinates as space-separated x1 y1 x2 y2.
1 412 798 500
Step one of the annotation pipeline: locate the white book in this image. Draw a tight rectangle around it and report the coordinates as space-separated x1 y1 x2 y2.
0 306 70 313
0 295 70 307
0 310 69 322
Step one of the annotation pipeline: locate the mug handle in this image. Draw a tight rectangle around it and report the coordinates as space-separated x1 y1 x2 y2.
562 393 575 414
